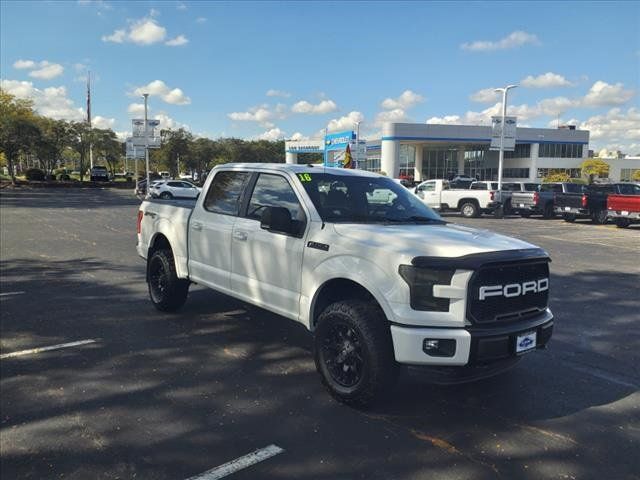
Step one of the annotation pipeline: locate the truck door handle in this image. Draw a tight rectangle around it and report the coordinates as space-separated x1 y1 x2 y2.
233 231 248 241
144 211 156 218
191 222 203 231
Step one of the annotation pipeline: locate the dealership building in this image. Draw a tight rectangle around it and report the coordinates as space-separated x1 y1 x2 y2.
286 122 596 182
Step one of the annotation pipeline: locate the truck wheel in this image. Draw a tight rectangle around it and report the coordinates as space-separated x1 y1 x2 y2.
147 249 189 312
615 218 631 228
314 300 397 407
160 192 173 200
592 209 608 224
460 201 479 218
563 213 576 223
543 203 555 219
503 200 513 215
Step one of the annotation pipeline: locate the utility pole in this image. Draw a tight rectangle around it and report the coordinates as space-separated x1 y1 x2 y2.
133 145 138 195
87 71 94 170
143 93 150 195
494 84 517 190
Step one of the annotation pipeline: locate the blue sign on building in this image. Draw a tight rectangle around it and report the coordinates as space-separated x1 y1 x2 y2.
324 130 355 167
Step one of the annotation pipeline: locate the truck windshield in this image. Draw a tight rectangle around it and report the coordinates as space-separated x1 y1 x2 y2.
297 172 444 224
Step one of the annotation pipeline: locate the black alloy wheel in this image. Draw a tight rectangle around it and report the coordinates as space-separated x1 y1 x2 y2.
321 321 365 388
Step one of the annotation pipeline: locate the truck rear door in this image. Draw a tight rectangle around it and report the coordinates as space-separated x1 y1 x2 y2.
187 170 251 292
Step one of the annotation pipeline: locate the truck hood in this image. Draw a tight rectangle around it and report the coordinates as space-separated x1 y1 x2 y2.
332 222 538 259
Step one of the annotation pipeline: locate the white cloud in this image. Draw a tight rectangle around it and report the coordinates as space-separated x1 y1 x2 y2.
196 17 207 23
127 103 146 115
290 132 308 141
469 87 501 103
153 112 188 130
461 31 540 52
132 80 191 105
426 115 462 125
581 81 635 107
521 72 573 88
578 108 640 144
266 89 291 98
102 29 126 43
228 105 276 128
176 2 187 10
12 59 64 79
165 34 189 46
256 127 285 141
375 108 409 126
73 63 88 72
29 62 64 80
92 115 116 129
327 111 364 132
102 16 184 46
13 59 36 69
78 0 112 10
380 90 424 110
149 8 160 17
291 99 338 114
1 79 85 121
537 97 577 117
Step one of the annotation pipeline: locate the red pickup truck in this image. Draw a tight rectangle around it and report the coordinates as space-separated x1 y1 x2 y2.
607 188 640 228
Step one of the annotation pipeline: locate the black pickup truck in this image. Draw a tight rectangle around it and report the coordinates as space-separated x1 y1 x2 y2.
511 182 584 219
555 183 639 224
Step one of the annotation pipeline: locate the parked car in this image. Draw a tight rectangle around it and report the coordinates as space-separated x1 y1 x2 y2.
151 180 201 199
449 175 476 189
414 179 500 217
511 182 583 219
607 184 640 228
555 182 638 224
159 171 171 180
90 165 110 182
137 164 554 406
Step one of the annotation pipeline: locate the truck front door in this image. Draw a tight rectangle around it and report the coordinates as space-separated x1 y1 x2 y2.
231 172 308 319
416 180 440 209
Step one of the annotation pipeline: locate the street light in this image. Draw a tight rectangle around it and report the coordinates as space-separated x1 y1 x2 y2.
494 84 517 189
143 93 150 195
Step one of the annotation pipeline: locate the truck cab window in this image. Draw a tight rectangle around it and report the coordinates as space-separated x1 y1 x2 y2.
203 171 249 215
246 174 306 225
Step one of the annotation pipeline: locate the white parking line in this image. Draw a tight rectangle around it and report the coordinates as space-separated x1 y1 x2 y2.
0 291 26 297
0 339 98 360
185 444 284 480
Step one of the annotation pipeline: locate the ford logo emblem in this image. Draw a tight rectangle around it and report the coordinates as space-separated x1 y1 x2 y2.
519 337 534 348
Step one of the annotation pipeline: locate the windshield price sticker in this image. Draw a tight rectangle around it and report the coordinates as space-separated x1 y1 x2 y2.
298 173 312 182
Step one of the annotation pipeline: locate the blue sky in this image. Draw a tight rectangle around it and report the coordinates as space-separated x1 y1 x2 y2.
1 0 639 152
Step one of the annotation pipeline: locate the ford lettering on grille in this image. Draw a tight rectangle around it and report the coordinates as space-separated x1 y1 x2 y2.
479 278 549 301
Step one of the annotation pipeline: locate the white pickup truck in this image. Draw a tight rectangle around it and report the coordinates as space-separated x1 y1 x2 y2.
413 179 501 217
137 164 553 406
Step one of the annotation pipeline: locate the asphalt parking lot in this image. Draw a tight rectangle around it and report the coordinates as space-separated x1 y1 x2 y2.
1 188 639 480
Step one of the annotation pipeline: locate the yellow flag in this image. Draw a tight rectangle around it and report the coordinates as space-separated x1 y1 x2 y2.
343 144 353 169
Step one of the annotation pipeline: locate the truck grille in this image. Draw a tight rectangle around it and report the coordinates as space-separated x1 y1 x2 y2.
467 260 549 324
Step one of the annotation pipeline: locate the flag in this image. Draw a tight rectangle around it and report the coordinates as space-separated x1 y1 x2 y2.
343 144 353 169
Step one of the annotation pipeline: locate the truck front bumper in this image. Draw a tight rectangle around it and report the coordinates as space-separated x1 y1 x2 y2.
390 309 553 367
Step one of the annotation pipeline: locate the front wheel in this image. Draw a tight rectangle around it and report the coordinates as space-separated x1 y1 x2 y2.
159 192 173 200
615 218 631 228
460 201 479 218
147 249 189 312
314 300 397 407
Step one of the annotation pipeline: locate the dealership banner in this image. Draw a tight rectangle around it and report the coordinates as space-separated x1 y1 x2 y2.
490 116 517 151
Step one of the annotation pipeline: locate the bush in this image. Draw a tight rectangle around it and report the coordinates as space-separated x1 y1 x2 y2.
44 174 56 181
25 168 45 181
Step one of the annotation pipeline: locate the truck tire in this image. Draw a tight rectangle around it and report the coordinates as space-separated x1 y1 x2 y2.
563 213 576 223
460 201 479 218
314 300 398 407
147 249 189 312
503 200 513 215
615 218 631 228
592 209 608 224
542 203 555 219
160 192 173 200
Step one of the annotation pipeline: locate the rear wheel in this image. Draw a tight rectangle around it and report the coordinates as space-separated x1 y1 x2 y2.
147 249 189 312
543 203 555 219
503 200 513 215
592 209 608 224
615 218 631 228
563 213 576 223
460 201 479 218
314 300 397 407
159 192 173 200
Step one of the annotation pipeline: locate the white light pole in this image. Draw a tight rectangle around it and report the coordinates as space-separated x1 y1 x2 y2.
494 84 517 189
354 121 362 169
143 93 150 195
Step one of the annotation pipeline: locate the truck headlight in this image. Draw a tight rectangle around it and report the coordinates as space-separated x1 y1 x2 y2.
398 265 455 312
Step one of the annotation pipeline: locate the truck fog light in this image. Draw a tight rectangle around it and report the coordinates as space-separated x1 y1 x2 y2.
422 338 456 357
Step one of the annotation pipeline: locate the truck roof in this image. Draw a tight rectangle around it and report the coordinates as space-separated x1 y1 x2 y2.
215 163 383 178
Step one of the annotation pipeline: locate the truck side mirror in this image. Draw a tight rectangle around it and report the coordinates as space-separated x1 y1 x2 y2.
260 206 295 235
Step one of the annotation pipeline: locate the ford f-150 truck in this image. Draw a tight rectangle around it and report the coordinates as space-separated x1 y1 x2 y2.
414 179 501 217
554 183 638 224
607 187 640 228
137 164 554 406
511 182 583 219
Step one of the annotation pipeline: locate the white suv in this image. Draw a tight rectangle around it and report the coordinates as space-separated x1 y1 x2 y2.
151 180 201 199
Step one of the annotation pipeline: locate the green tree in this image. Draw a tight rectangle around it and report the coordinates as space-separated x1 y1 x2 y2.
158 128 193 177
93 128 122 176
69 122 94 182
543 170 571 182
580 158 610 183
632 170 640 181
35 118 72 175
0 89 41 183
